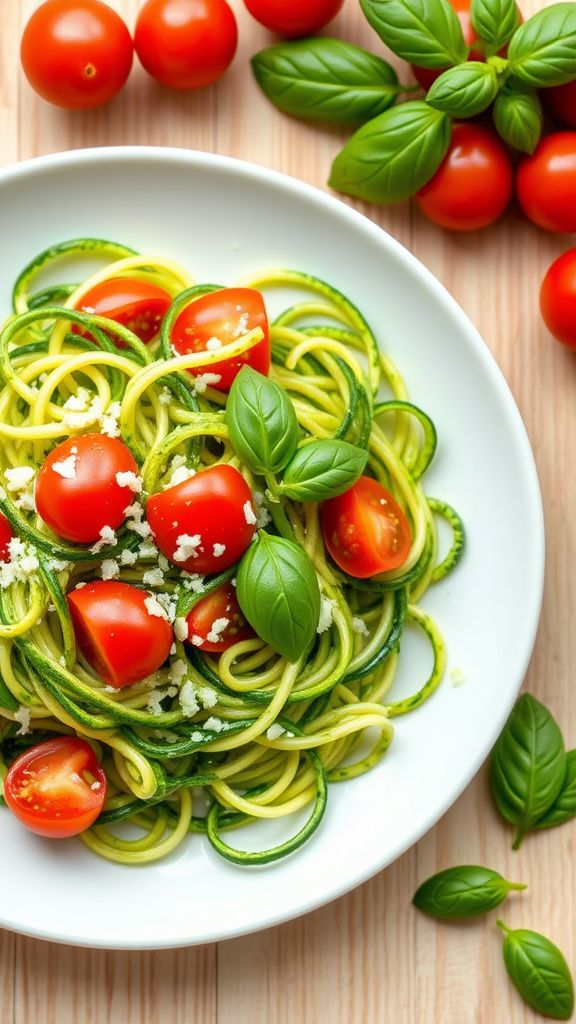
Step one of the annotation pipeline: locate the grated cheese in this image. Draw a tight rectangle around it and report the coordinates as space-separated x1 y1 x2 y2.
204 716 224 732
351 616 370 637
190 372 222 394
198 686 218 709
90 525 117 554
206 617 229 644
212 542 226 558
115 471 142 493
174 616 189 642
243 500 257 525
52 454 77 479
14 705 31 736
99 559 120 580
144 595 169 620
266 723 286 740
173 533 201 562
179 680 199 717
142 567 165 587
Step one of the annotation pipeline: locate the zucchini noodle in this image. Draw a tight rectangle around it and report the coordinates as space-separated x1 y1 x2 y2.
0 238 464 866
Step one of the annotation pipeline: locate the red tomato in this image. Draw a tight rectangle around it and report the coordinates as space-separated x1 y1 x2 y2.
4 736 107 838
20 0 133 110
75 277 172 344
540 248 576 349
171 287 270 392
243 0 344 38
186 583 254 652
320 475 411 579
541 80 576 129
134 0 237 90
67 580 174 687
516 132 576 233
415 122 513 231
146 465 257 574
35 434 139 544
0 513 14 562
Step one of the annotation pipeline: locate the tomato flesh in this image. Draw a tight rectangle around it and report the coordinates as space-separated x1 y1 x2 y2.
134 0 238 90
4 736 107 838
540 248 576 349
320 476 411 579
243 0 344 38
75 277 172 344
0 512 14 562
186 583 254 652
516 131 576 233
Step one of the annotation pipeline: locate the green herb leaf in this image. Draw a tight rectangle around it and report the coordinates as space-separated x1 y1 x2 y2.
534 750 576 830
279 440 368 502
236 532 321 662
413 865 526 919
329 102 451 203
507 3 576 86
471 0 520 50
360 0 467 68
426 62 500 117
227 365 299 474
490 693 566 849
497 921 575 1020
492 81 543 152
251 39 400 125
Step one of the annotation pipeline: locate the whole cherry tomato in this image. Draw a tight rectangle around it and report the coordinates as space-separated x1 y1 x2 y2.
541 79 576 129
134 0 238 90
516 132 576 233
75 277 172 344
243 0 344 38
0 513 14 561
415 122 513 231
540 248 576 349
20 0 133 110
186 583 255 652
320 475 412 579
4 736 107 838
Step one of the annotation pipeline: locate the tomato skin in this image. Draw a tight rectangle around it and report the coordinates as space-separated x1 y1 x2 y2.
516 132 576 233
171 287 270 392
20 0 133 110
416 122 513 231
243 0 344 38
4 736 107 838
0 513 14 562
134 0 238 90
540 248 576 349
35 434 139 544
320 475 412 579
541 80 576 129
74 277 172 344
146 465 257 574
68 580 174 687
186 583 255 652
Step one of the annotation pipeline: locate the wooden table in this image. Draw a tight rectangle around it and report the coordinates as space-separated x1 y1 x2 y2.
2 1 574 1021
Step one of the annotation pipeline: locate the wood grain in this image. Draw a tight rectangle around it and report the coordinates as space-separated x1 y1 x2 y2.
1 1 574 1021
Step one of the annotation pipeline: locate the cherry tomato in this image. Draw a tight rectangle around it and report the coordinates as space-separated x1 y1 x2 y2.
68 580 174 687
35 434 139 544
516 132 576 233
4 736 107 838
146 465 257 574
20 0 133 110
320 475 412 579
415 122 513 231
243 0 344 38
74 277 172 344
171 288 270 392
540 248 576 349
186 583 254 652
0 513 14 562
541 80 576 129
134 0 238 90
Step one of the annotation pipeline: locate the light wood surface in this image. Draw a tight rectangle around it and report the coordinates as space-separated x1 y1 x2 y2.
2 1 575 1021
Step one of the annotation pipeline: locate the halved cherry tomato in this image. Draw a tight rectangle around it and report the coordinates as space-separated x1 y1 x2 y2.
170 288 270 392
0 512 14 561
320 475 412 579
74 277 172 344
35 434 139 544
243 0 344 38
146 465 257 574
186 583 255 652
4 736 107 838
540 248 576 349
516 132 576 233
67 580 174 687
134 0 238 90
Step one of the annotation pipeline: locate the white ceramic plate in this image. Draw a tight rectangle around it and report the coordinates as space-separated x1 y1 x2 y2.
0 148 543 949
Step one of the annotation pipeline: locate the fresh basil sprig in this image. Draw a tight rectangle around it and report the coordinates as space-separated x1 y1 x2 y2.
426 63 500 117
360 0 467 69
471 0 520 52
507 2 576 86
497 921 575 1020
279 440 368 502
227 365 298 474
413 865 526 919
492 81 542 153
534 749 576 831
251 39 401 125
236 532 321 662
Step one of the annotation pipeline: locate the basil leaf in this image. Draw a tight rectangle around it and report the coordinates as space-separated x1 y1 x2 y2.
227 365 299 474
251 39 400 125
493 81 543 153
490 693 566 849
413 865 526 919
471 0 520 50
534 749 576 830
360 0 467 68
236 532 320 662
279 440 368 502
427 63 499 117
497 921 575 1020
507 3 576 86
329 102 451 203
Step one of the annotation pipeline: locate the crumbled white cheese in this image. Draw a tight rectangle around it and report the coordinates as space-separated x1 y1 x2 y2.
119 548 138 566
144 595 169 620
212 543 226 558
204 716 224 732
147 687 178 716
142 567 165 587
174 616 189 642
124 501 151 538
198 686 218 709
189 634 204 647
100 401 122 438
179 680 199 717
351 616 370 637
190 372 222 394
14 705 31 736
99 559 120 580
232 312 249 337
266 723 286 740
155 592 177 622
254 490 271 528
138 540 159 559
52 454 77 479
90 781 102 791
173 533 201 563
165 464 196 488
243 500 257 526
159 387 172 405
205 336 222 351
62 388 91 412
115 471 142 493
206 617 229 644
168 659 188 686
45 557 72 573
0 538 40 588
90 525 117 554
75 581 87 590
181 572 205 593
317 597 335 634
5 466 35 491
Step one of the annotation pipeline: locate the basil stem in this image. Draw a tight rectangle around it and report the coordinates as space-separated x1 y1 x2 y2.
413 865 526 919
497 921 575 1020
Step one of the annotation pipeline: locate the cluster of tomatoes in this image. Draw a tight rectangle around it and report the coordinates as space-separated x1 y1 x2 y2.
20 0 344 109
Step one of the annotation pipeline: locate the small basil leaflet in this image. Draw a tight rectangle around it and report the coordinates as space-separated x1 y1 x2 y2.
251 39 401 125
329 102 451 203
413 865 526 919
279 440 368 502
497 921 575 1020
236 532 320 662
507 3 576 87
426 63 500 118
360 0 467 69
534 749 576 831
492 82 542 153
490 693 566 849
470 0 520 51
227 365 299 474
